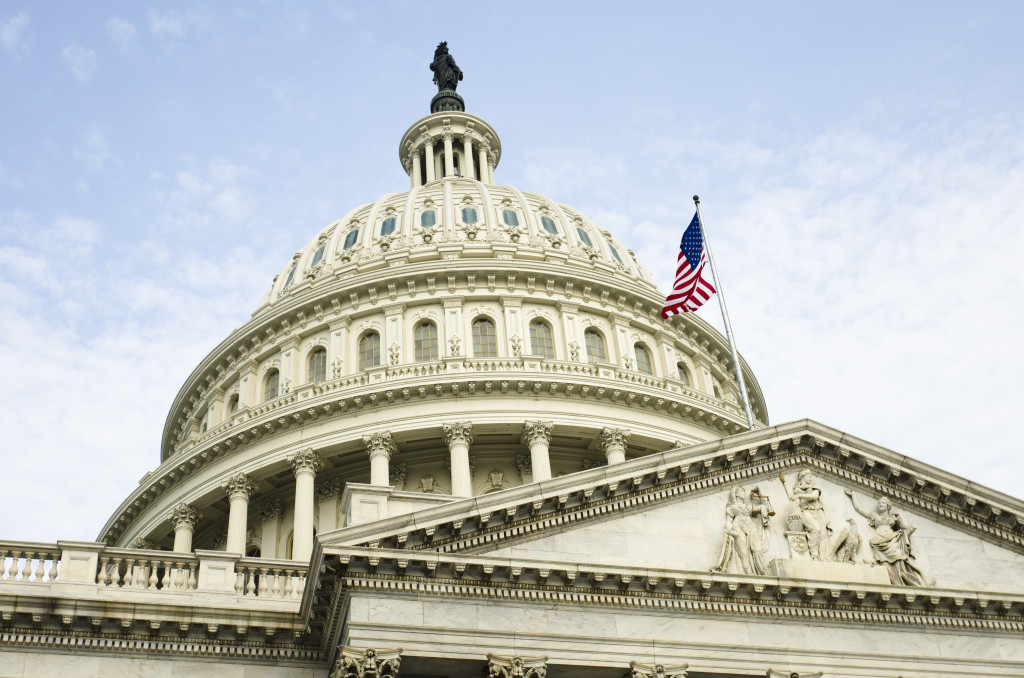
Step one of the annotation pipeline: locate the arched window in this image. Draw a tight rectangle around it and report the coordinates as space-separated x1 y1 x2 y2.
343 229 359 249
263 370 279 402
634 344 653 375
380 217 396 236
576 227 593 247
309 244 326 269
308 347 327 383
676 363 690 386
282 265 297 289
227 394 239 414
502 210 519 227
540 216 558 235
358 332 381 370
420 210 436 228
462 207 477 224
584 329 606 363
414 322 439 362
529 320 554 358
608 243 624 264
472 318 497 357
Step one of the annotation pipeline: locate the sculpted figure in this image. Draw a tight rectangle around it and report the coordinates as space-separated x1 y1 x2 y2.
486 654 547 678
786 470 829 560
482 468 513 493
331 647 401 678
430 42 463 92
845 490 933 586
417 473 448 494
828 517 862 564
711 485 771 575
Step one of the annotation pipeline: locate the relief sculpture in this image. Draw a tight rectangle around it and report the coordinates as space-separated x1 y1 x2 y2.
845 490 934 586
711 485 773 575
780 470 830 559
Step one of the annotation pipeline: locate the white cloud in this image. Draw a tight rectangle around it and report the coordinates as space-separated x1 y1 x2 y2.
61 44 99 84
147 9 185 37
73 124 112 170
1 11 30 58
105 17 138 52
157 157 256 228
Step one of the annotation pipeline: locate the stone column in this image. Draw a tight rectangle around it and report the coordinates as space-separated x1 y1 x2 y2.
501 296 523 357
443 422 473 497
522 421 554 482
256 500 283 559
238 359 257 411
316 480 342 533
610 313 633 369
363 432 397 487
462 133 475 180
477 142 490 186
383 303 406 367
279 337 298 393
222 472 257 554
287 448 323 561
423 137 436 183
557 302 581 361
329 316 350 380
169 503 203 553
412 149 422 187
443 297 464 356
442 128 455 177
598 427 631 465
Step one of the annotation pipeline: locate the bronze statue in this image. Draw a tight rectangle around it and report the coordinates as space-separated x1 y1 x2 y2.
430 41 463 92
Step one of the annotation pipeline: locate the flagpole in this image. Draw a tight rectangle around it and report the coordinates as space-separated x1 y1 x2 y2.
693 195 755 431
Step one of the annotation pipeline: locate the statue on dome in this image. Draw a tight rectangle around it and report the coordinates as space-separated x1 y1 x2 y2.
430 41 463 92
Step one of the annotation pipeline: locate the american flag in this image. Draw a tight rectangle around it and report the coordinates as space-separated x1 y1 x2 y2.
661 211 716 317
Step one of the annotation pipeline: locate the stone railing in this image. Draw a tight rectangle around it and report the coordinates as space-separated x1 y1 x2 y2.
0 542 61 583
97 548 199 592
233 556 307 598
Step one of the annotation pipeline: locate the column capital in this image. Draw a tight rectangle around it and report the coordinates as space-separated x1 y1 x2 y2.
317 479 343 502
333 647 403 678
329 315 351 331
556 302 579 314
597 427 631 452
222 472 258 501
169 503 203 531
363 431 397 460
131 537 158 550
443 422 473 447
288 448 324 475
500 295 523 308
256 500 283 524
521 421 554 447
486 654 548 678
629 661 689 678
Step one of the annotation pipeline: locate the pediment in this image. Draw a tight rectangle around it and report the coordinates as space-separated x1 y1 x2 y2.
318 419 1024 593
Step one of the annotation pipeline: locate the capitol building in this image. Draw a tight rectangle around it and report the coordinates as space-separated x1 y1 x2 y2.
2 47 1024 678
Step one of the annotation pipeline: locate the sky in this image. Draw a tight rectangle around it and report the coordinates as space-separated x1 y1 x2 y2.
2 2 1024 544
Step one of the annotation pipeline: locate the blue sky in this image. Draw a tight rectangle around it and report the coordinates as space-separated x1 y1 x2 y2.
3 3 1024 542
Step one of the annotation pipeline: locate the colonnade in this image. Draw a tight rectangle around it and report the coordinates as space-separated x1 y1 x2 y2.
163 422 632 560
409 128 496 188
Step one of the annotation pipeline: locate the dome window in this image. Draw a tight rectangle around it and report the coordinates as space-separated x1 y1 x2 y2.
309 244 326 269
472 318 498 357
502 210 519 227
227 394 239 414
540 216 558 235
676 363 691 386
462 207 478 224
282 264 298 289
608 244 624 264
358 332 381 370
634 344 653 375
584 329 607 363
343 229 359 250
263 370 280 402
529 320 555 358
576 227 593 247
380 217 396 236
414 322 439 362
308 347 327 384
420 210 436 228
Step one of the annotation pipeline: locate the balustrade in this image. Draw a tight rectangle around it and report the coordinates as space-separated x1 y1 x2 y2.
0 543 60 583
96 549 198 592
233 557 307 598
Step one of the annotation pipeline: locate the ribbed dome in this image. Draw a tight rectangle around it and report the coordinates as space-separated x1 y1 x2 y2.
254 179 655 316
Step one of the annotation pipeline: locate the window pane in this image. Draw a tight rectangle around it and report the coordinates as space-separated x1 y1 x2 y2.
421 210 436 228
576 227 593 247
584 330 606 362
462 207 477 224
310 244 325 269
677 363 690 385
343 230 359 249
472 318 497 357
359 333 381 370
608 244 623 263
529 320 554 358
309 348 327 383
380 217 396 236
502 210 519 227
541 216 558 235
634 344 653 375
264 371 279 401
414 322 439 362
283 265 297 289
